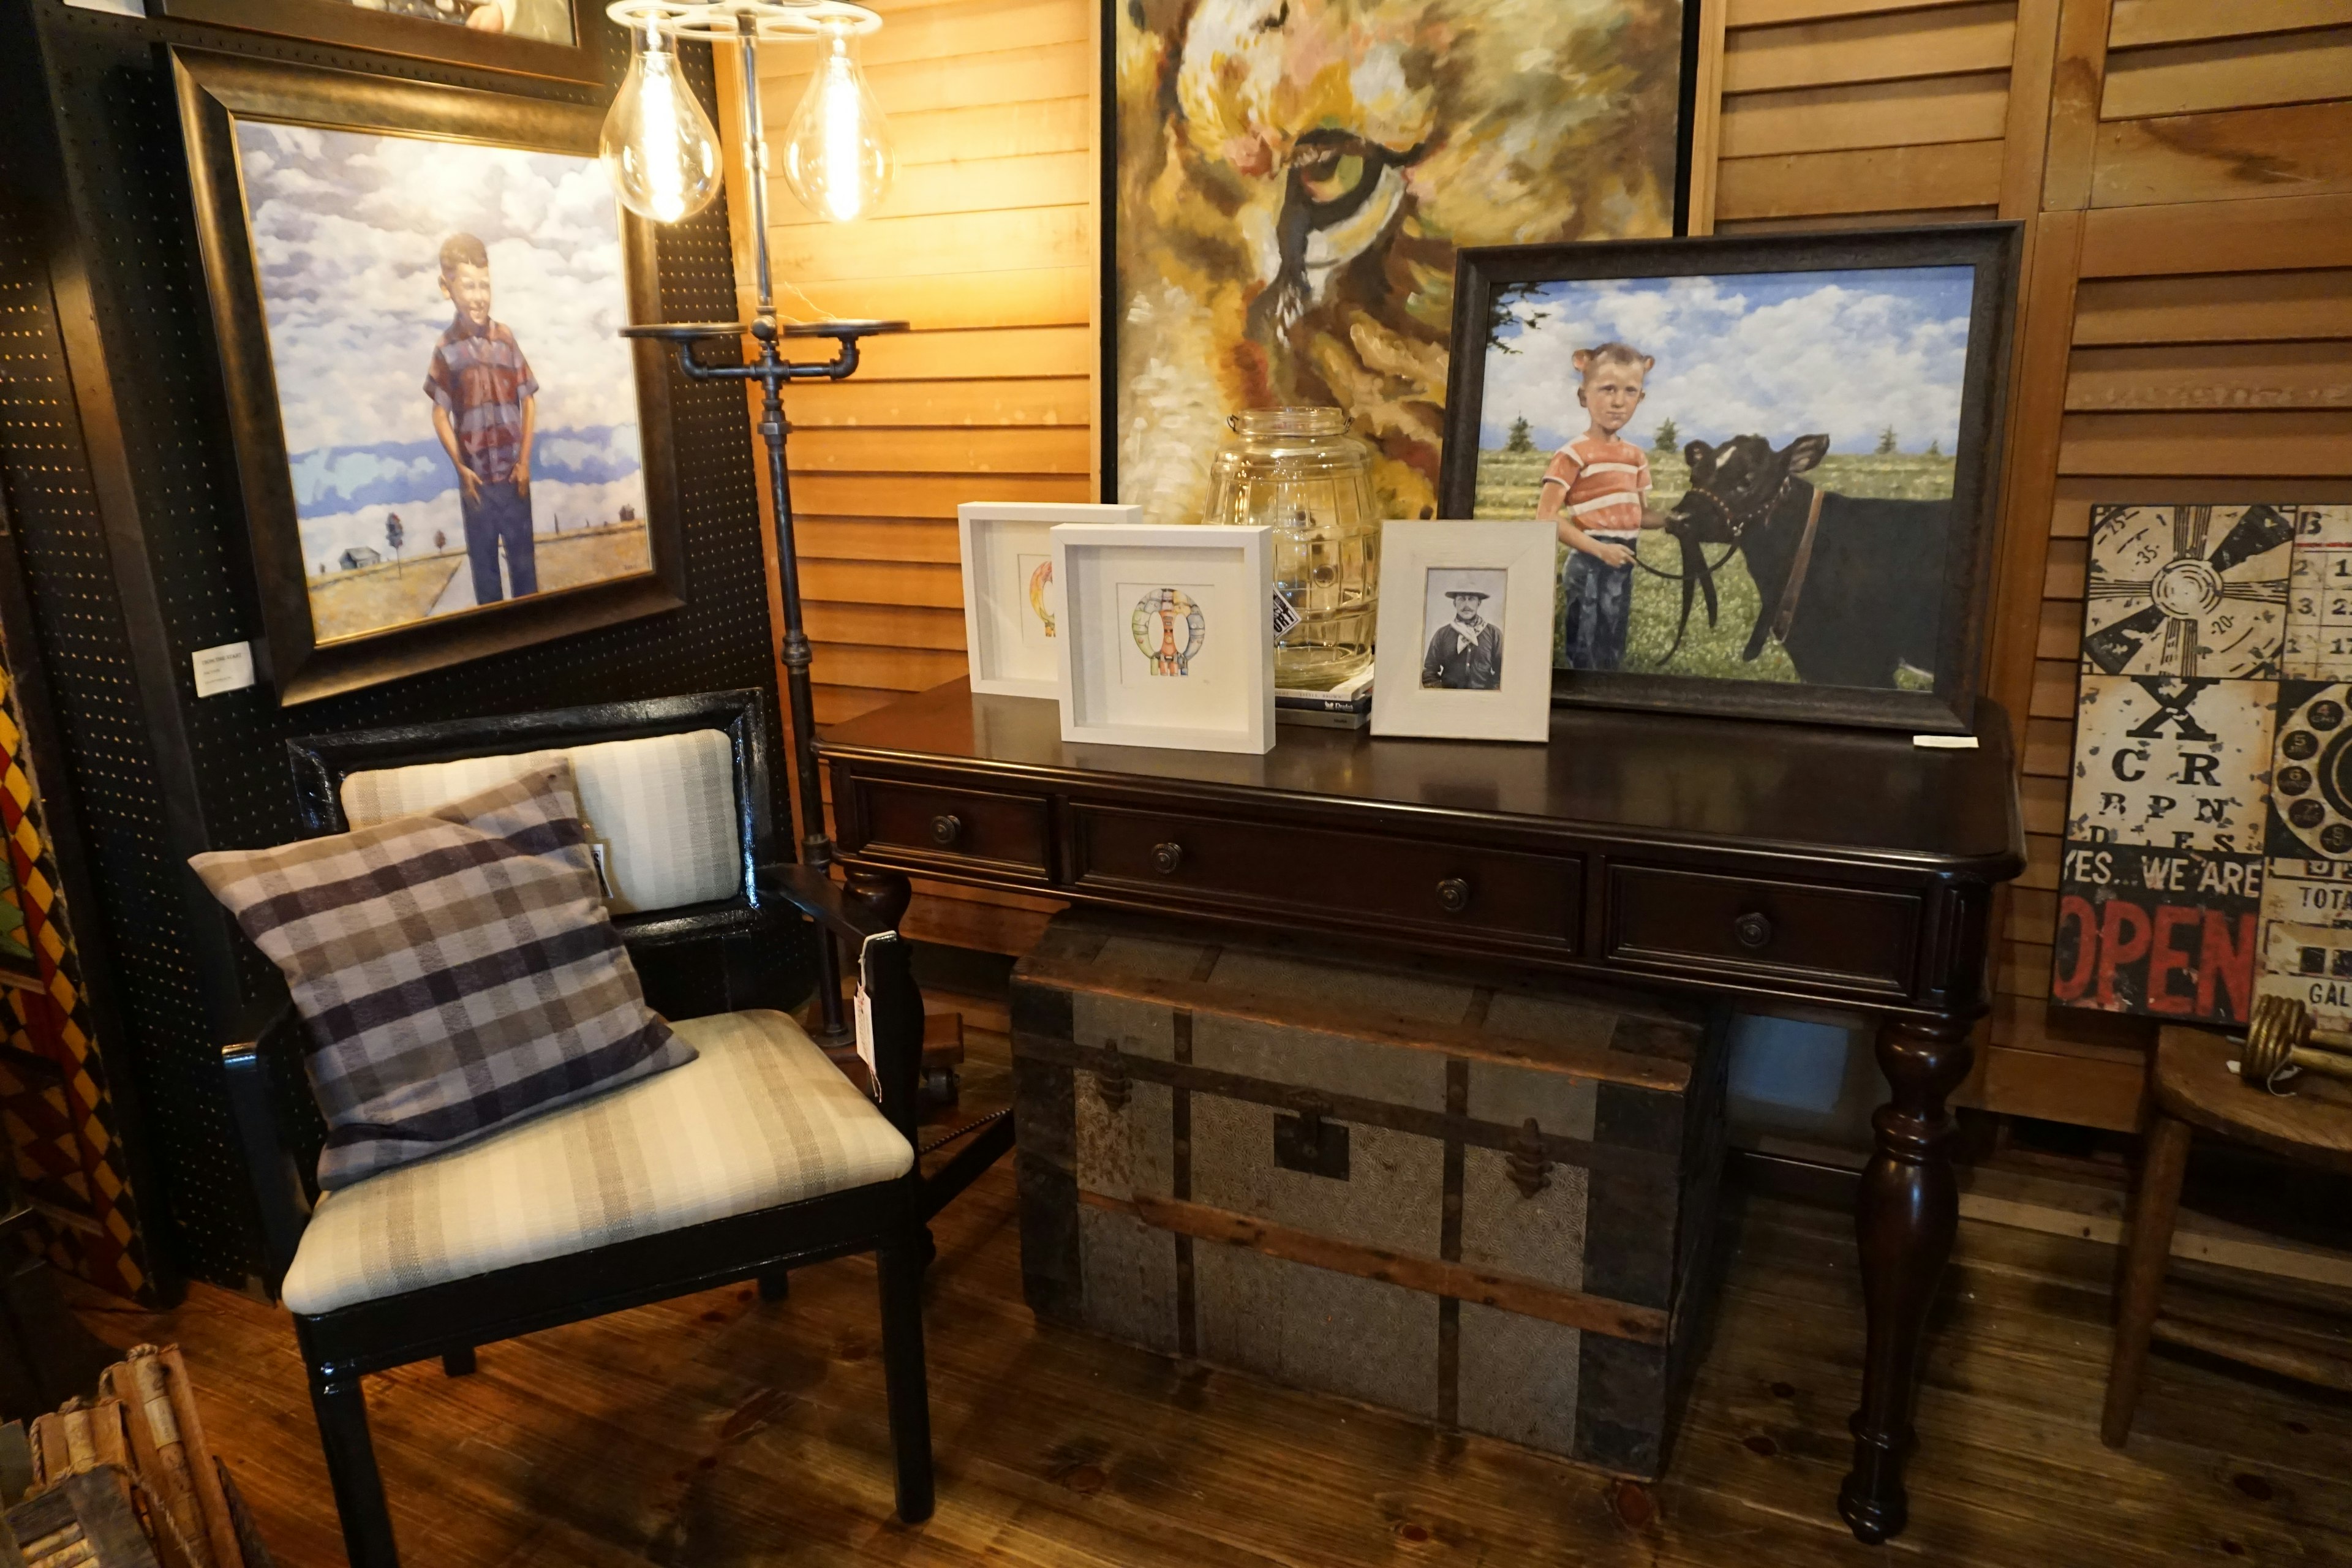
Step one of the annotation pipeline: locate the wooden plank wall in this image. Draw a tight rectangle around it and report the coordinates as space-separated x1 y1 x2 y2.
742 0 2352 1128
722 0 1090 953
1970 0 2352 1129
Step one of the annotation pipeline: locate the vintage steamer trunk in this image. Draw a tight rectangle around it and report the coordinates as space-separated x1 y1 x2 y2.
1011 913 1729 1477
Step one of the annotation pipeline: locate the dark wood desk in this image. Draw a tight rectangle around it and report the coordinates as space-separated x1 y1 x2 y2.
818 679 2026 1543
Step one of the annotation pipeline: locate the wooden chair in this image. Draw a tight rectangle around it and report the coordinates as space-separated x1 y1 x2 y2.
2101 1023 2352 1447
219 691 1009 1567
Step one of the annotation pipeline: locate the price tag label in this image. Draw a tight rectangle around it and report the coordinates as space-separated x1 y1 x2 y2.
1271 587 1302 638
853 929 897 1102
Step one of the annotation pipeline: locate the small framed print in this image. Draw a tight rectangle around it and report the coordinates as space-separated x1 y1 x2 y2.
1371 520 1555 742
959 502 1142 698
1052 524 1275 755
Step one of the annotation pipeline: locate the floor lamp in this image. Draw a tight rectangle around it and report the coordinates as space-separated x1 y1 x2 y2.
601 0 905 1047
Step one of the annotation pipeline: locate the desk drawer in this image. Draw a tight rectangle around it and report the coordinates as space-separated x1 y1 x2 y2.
856 780 1050 873
1608 865 1918 994
1072 805 1580 950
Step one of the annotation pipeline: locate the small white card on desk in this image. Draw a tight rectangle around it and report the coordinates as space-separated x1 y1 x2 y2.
192 641 255 698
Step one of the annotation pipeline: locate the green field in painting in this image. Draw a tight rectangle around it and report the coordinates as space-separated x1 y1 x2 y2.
1471 447 1956 679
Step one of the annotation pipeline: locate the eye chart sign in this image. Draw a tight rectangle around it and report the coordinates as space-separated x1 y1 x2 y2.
2054 505 2352 1025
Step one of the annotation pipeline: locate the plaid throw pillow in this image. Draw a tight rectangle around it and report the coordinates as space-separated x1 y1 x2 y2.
190 762 694 1189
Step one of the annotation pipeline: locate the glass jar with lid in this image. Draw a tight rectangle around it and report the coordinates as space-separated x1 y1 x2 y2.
1203 407 1379 691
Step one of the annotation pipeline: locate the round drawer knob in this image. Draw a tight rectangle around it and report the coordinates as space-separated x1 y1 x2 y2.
930 813 962 847
1436 877 1472 914
1150 842 1185 875
1733 911 1773 950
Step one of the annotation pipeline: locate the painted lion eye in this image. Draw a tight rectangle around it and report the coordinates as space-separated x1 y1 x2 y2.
1300 153 1365 204
1258 1 1288 30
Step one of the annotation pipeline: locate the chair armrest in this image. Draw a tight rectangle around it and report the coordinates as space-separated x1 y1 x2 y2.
754 862 897 944
222 1006 313 1296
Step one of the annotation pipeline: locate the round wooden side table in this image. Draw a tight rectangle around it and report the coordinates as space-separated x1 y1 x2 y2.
2101 1024 2352 1447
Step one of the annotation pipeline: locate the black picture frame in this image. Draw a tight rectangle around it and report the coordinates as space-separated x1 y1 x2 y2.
1438 223 2022 735
172 47 688 706
1096 0 1699 511
149 0 605 86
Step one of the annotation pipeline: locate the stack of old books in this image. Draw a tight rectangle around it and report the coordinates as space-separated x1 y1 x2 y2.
2 1346 268 1568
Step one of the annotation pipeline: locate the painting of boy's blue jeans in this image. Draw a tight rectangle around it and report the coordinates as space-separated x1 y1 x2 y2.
1559 550 1634 671
462 480 538 604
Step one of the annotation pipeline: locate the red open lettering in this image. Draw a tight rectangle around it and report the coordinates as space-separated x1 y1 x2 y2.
2052 894 2099 1001
2095 899 2152 1011
2144 904 2199 1015
2196 908 2257 1021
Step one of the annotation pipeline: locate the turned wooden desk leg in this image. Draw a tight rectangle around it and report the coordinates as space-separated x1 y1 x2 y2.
1839 1016 1972 1545
2101 1112 2191 1449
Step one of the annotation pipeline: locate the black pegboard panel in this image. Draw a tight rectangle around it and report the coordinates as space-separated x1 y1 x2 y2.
0 6 802 1289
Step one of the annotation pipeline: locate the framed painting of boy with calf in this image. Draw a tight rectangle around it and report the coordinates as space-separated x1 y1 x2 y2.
172 49 685 704
1439 225 2020 734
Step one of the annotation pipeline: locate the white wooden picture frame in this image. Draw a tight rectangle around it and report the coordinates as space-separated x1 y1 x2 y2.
1052 523 1275 755
957 502 1144 697
1371 520 1555 742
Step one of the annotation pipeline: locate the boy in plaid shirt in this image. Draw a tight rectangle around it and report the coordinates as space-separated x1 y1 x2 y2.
1536 342 1664 671
426 232 539 605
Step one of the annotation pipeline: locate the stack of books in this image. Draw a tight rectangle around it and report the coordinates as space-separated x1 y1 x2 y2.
1275 668 1373 729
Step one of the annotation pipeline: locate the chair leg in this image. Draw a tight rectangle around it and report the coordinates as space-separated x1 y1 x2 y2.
758 1268 791 1303
2103 1113 2193 1449
442 1346 477 1377
876 1228 935 1524
309 1363 401 1568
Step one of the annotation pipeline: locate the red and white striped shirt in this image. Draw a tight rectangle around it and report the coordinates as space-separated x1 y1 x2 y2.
1541 436 1652 540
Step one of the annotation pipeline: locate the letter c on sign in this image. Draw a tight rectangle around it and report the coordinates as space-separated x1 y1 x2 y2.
2113 748 2148 782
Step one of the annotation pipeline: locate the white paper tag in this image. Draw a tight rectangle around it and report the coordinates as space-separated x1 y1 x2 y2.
1270 587 1302 638
587 842 616 900
854 928 897 1104
853 984 878 1098
191 641 255 698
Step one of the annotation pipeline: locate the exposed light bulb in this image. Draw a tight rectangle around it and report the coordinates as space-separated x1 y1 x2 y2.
600 23 723 224
780 23 894 223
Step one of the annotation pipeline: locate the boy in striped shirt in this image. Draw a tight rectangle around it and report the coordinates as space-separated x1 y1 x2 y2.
1536 342 1660 671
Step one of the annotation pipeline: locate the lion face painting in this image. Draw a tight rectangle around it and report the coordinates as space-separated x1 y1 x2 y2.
1113 0 1686 528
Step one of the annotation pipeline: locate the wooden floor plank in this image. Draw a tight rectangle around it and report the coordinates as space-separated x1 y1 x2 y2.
59 1158 2352 1567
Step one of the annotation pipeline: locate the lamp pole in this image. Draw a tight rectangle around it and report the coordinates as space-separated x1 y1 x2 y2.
613 3 904 1047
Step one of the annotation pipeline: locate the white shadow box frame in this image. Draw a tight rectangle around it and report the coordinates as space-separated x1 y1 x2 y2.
1052 523 1274 755
1371 519 1556 742
958 502 1144 698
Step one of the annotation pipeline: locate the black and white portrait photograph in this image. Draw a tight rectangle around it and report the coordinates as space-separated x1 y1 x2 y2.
1374 522 1552 743
1421 568 1508 691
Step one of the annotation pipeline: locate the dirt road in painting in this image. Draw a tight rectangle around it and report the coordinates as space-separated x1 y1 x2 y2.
309 521 653 644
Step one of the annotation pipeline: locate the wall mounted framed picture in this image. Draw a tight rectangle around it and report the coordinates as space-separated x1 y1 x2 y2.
1053 524 1274 755
1439 223 2021 735
1101 0 1695 529
172 48 684 705
149 0 603 86
1371 520 1555 743
959 502 1144 699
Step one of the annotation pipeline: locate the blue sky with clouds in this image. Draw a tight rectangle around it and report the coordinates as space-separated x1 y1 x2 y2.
235 121 644 535
1479 266 1978 458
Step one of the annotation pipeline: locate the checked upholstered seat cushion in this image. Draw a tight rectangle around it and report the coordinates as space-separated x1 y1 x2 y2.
280 1009 913 1315
190 762 695 1189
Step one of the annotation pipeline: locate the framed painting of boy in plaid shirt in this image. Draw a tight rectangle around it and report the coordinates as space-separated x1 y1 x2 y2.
173 49 686 703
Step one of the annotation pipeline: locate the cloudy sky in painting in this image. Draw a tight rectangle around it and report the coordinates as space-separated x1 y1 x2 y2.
1478 266 1978 459
235 121 644 564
